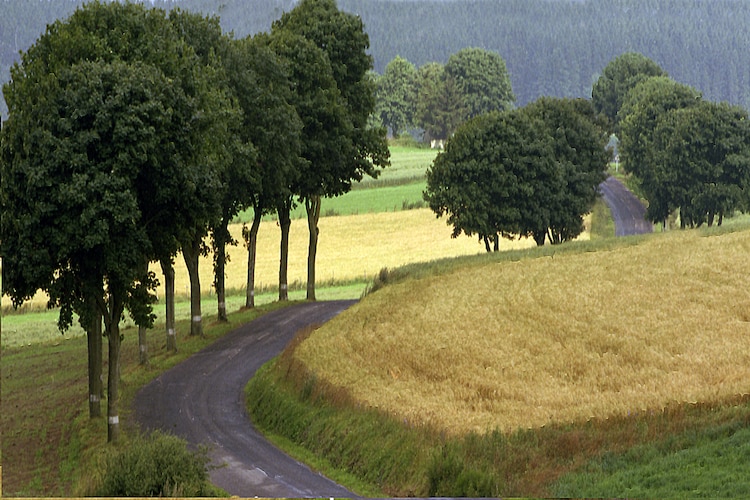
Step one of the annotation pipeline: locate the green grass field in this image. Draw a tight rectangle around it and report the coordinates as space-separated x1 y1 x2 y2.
234 146 436 223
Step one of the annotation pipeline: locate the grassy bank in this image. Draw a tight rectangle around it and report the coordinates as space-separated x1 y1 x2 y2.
1 299 300 496
247 223 750 497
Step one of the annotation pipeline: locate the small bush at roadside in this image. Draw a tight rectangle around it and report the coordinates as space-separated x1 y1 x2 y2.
96 431 219 497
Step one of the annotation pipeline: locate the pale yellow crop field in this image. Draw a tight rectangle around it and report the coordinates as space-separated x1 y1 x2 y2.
1 209 536 310
293 228 750 435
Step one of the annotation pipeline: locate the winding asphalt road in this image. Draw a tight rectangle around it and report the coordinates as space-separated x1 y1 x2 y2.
133 300 359 498
599 176 653 236
133 179 649 497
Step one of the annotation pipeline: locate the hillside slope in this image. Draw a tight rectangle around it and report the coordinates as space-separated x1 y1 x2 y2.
291 227 750 434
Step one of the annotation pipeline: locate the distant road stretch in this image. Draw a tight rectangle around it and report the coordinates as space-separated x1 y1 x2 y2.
599 176 653 236
133 301 358 498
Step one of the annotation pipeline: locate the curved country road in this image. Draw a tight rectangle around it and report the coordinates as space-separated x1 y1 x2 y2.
599 176 653 236
133 179 649 497
133 300 358 498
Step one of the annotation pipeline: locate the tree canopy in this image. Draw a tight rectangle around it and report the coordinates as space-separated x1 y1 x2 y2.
374 55 417 136
0 1 234 442
445 47 515 119
591 52 668 127
271 0 389 301
424 97 607 249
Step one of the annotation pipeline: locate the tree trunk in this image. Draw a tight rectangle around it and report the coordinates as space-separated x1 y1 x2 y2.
214 216 230 322
107 322 121 443
86 304 102 419
533 231 546 246
182 236 203 336
493 234 499 252
161 258 177 352
138 325 148 366
278 199 292 302
138 261 150 365
101 293 125 444
483 235 491 253
244 208 262 309
305 195 322 301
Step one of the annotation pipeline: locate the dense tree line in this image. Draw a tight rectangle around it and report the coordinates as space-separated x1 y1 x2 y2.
4 0 750 118
373 47 514 140
424 98 609 249
594 53 750 229
1 0 387 443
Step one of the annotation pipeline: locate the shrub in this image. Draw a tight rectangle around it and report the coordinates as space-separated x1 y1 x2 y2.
96 431 216 497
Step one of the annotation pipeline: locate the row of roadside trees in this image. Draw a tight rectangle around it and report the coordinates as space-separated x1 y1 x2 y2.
0 0 388 442
592 52 750 228
425 51 750 251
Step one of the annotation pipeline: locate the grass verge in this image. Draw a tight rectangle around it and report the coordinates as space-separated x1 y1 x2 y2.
0 298 305 496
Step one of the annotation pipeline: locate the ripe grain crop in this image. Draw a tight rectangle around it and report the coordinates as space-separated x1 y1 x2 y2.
292 228 750 435
154 208 535 302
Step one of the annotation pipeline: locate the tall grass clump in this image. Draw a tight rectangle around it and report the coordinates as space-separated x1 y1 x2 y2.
94 431 220 497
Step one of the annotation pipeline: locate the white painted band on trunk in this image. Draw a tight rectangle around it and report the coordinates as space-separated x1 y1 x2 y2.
219 302 225 309
249 290 255 297
280 284 288 291
192 316 202 323
140 344 147 353
108 416 119 425
168 328 175 337
89 394 99 403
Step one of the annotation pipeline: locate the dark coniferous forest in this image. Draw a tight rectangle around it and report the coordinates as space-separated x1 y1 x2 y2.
2 0 750 118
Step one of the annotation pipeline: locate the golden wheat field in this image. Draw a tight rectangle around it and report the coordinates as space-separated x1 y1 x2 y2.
0 209 536 310
293 228 750 435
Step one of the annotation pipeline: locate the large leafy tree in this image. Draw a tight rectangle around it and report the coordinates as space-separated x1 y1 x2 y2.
425 99 607 249
592 52 668 127
1 59 178 441
375 55 418 136
424 110 549 250
227 33 302 309
1 2 226 441
444 47 515 119
522 97 609 244
648 101 750 228
167 9 239 334
618 76 702 224
272 0 389 301
415 62 467 143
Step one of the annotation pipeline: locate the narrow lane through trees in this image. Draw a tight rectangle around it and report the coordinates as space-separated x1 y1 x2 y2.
599 176 653 236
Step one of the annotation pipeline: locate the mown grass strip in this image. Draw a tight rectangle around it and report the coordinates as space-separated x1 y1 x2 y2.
1 299 298 496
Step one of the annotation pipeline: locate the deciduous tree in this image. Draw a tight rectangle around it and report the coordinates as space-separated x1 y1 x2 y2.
444 47 515 119
272 0 389 301
592 52 667 127
375 55 418 136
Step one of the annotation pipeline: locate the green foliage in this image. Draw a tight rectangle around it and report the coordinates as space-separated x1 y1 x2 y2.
414 61 467 141
424 97 607 249
96 431 214 497
375 55 418 136
619 76 750 227
592 52 667 126
427 444 497 497
444 47 515 119
247 361 431 496
647 101 750 228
